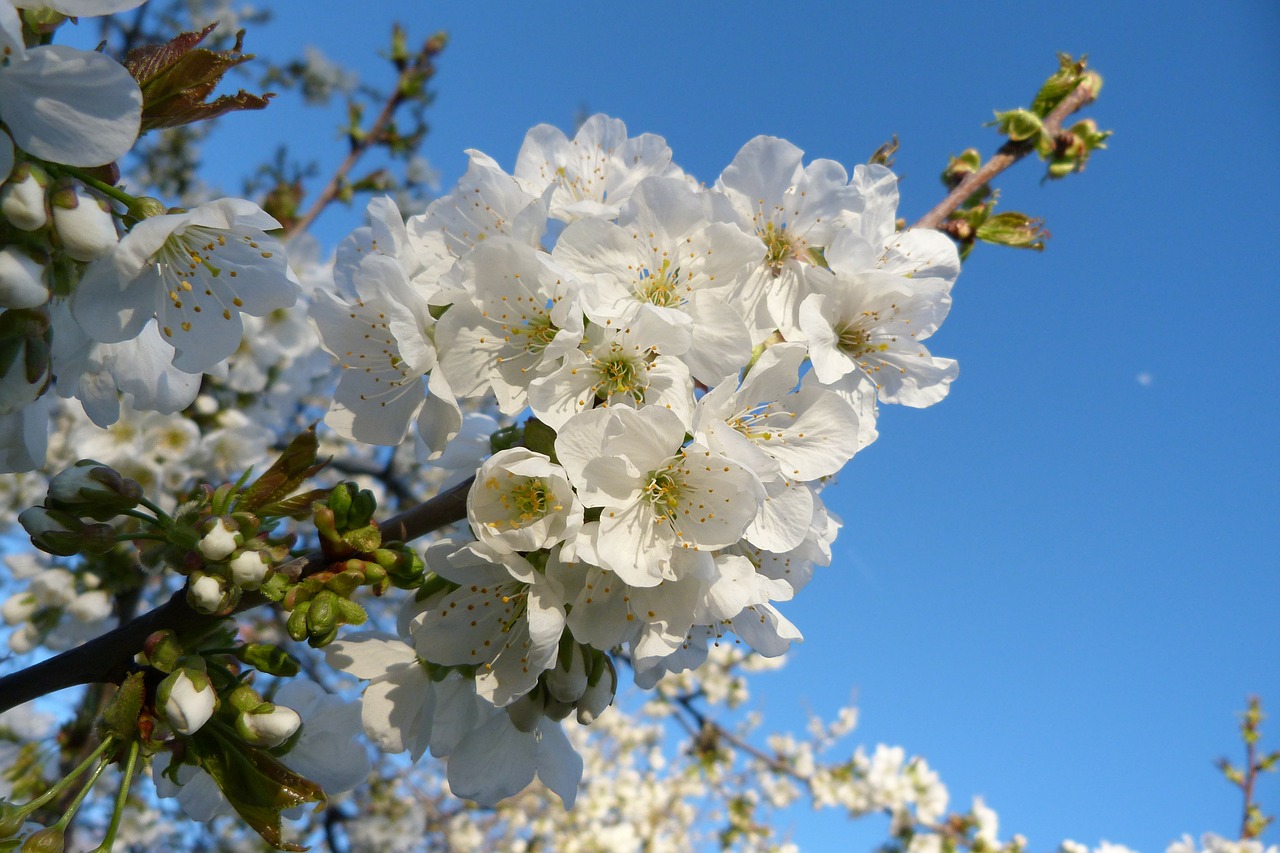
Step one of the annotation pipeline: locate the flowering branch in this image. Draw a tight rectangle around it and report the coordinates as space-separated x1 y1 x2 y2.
0 480 471 714
912 76 1099 231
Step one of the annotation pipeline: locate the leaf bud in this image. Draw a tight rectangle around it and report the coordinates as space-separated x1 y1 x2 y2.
327 482 354 529
992 109 1044 143
49 182 117 263
142 630 183 673
126 196 168 221
975 212 1049 251
234 643 300 677
47 459 142 520
0 162 50 231
226 683 265 714
347 487 378 530
305 590 339 642
236 703 301 748
157 666 217 735
286 600 311 642
198 517 241 562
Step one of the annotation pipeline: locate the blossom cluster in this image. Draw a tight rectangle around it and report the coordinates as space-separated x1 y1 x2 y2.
312 115 960 802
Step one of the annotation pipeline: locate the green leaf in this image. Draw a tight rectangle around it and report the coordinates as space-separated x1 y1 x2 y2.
190 725 325 851
102 672 146 741
238 428 327 515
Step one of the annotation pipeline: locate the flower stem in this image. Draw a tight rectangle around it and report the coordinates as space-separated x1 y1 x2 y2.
50 740 113 833
45 164 138 210
90 738 139 853
24 736 115 813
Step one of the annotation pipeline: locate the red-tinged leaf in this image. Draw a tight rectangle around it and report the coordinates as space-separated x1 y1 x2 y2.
238 428 328 514
125 23 274 132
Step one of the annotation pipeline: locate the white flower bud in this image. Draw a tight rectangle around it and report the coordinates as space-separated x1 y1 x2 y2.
67 589 111 623
188 573 227 614
237 704 301 748
505 690 546 733
160 669 216 735
544 644 588 704
576 658 617 726
0 164 50 231
51 183 117 262
198 518 239 562
229 549 269 590
0 248 48 309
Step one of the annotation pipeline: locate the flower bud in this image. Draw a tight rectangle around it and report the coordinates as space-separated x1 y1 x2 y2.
576 654 617 726
18 506 87 556
234 643 300 677
198 517 240 562
236 703 301 748
0 249 46 310
229 549 270 591
47 460 142 520
49 183 117 262
142 630 183 673
0 799 28 837
158 667 216 735
20 825 63 853
187 571 236 615
506 689 546 733
545 643 588 704
992 108 1044 143
0 163 50 231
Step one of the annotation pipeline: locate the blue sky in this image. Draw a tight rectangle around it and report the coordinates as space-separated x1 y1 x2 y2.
68 1 1280 848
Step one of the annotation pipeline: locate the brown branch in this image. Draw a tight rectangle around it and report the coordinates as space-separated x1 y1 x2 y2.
912 78 1099 231
285 40 439 239
0 477 473 714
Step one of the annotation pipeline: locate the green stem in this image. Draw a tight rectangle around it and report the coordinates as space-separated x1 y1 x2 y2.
24 736 115 812
137 497 172 526
51 741 113 832
46 164 138 210
91 739 139 853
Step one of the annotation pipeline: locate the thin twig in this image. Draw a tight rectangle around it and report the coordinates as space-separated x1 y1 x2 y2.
912 78 1098 231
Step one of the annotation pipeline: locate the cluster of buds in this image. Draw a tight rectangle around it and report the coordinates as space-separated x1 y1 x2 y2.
0 164 120 311
187 513 289 615
505 637 617 731
274 482 425 647
18 460 142 556
991 53 1109 180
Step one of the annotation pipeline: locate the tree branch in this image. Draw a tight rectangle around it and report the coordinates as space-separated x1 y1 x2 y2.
0 476 474 714
911 78 1098 231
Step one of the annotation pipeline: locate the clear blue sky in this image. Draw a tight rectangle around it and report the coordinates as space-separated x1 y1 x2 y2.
99 1 1280 849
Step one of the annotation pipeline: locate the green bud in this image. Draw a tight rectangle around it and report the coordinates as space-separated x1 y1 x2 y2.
234 643 301 678
286 600 311 642
0 800 29 837
335 597 367 626
993 109 1044 143
347 488 377 529
20 825 63 853
127 196 168 221
306 591 339 639
328 483 353 529
102 671 147 741
522 418 559 460
226 683 266 714
975 212 1049 251
143 630 184 673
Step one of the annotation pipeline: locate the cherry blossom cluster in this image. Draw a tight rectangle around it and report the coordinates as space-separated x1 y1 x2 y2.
0 0 304 472
312 115 960 803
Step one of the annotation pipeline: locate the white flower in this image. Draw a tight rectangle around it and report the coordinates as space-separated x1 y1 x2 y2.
0 44 141 166
555 405 764 587
71 198 299 373
188 573 227 614
1 162 49 231
435 236 583 415
446 705 583 808
468 448 584 554
326 632 439 761
513 114 681 222
799 238 957 408
715 135 868 340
